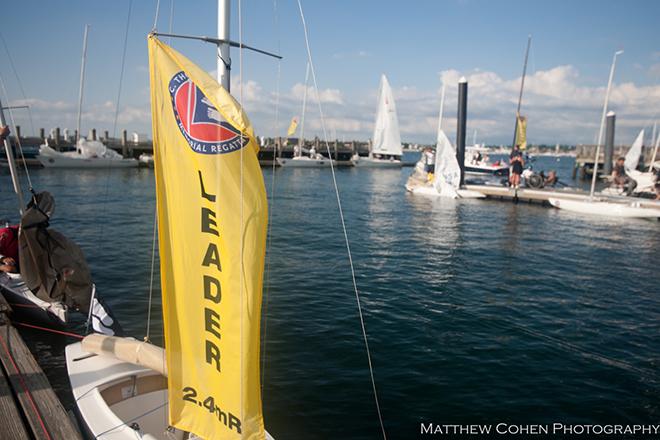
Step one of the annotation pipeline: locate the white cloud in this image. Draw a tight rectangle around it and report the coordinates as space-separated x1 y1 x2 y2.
8 65 659 145
290 83 343 104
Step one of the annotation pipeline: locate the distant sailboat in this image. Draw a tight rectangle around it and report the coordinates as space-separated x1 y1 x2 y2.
355 74 403 167
38 25 138 169
277 62 333 167
624 129 657 194
407 83 484 198
549 49 660 218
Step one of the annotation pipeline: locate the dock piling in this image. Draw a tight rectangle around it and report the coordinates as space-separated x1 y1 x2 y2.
603 111 616 175
456 77 468 187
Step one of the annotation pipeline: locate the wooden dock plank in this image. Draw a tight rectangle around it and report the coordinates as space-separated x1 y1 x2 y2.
0 324 82 440
0 292 82 440
0 361 31 440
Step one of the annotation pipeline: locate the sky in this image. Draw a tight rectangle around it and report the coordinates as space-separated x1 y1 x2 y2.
1 0 659 145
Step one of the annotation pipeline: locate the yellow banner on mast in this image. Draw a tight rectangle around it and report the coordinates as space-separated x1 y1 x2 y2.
515 113 528 151
286 117 298 137
148 35 267 439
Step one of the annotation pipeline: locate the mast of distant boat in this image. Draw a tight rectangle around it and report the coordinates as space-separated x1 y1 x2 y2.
437 82 446 137
589 50 623 200
298 62 310 158
649 122 659 172
76 24 90 146
0 97 25 214
511 35 531 151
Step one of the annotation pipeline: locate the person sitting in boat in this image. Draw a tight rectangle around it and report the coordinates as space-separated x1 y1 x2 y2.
423 148 435 174
471 151 482 165
544 170 558 187
611 157 628 187
0 124 9 141
0 224 19 273
611 157 637 195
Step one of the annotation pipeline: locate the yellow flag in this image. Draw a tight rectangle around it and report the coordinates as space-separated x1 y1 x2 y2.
286 117 298 137
148 35 267 440
515 113 527 151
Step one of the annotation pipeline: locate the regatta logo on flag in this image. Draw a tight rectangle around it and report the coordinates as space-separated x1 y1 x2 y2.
169 71 249 154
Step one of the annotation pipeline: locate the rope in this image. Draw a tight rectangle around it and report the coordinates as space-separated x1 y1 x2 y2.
152 0 161 31
112 0 133 138
0 329 53 439
295 1 386 438
0 32 36 137
238 0 246 433
13 321 84 339
261 0 282 394
145 206 158 342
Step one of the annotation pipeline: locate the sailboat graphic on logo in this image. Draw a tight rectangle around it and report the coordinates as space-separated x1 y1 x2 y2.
169 71 248 154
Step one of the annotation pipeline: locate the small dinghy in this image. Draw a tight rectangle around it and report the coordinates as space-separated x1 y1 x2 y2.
407 83 484 199
548 198 660 219
354 74 403 167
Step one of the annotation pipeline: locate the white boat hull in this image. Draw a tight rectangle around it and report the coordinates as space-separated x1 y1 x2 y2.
38 155 139 168
0 272 67 326
66 341 275 439
408 184 485 199
548 198 660 218
38 145 138 168
276 156 334 167
354 156 402 168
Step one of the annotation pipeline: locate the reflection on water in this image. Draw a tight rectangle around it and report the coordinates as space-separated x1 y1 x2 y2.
0 157 658 440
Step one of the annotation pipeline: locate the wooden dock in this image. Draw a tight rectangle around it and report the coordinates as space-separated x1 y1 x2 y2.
0 294 82 440
465 184 660 211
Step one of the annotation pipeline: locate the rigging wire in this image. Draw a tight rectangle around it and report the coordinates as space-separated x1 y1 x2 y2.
167 0 175 44
0 73 34 190
88 0 134 337
112 0 133 138
236 0 246 431
145 207 158 341
295 1 387 438
152 0 162 31
0 32 36 137
261 0 282 394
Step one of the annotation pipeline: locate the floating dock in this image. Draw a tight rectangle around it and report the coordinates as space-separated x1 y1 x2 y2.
0 293 82 439
465 184 660 211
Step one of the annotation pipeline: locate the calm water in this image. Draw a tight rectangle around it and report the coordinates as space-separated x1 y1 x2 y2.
1 154 658 439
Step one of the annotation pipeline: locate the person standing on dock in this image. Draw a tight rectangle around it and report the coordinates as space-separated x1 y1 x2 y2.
509 145 524 188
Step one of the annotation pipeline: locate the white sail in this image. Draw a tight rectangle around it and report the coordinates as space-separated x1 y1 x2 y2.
434 129 460 197
624 129 644 173
372 74 402 156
